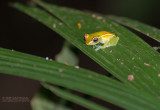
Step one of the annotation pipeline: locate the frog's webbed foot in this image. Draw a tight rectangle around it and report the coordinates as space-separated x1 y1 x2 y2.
95 47 100 51
93 43 104 51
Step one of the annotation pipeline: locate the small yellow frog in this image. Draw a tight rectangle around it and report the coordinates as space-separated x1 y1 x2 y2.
84 31 119 51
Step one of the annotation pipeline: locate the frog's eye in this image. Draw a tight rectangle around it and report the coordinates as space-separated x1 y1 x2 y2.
84 34 89 41
93 37 99 42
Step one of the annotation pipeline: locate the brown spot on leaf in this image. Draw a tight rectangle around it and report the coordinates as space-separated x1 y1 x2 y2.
64 62 70 66
102 19 106 22
53 24 56 28
128 75 134 81
59 22 63 25
59 68 63 72
121 62 124 65
88 75 92 78
144 62 150 66
96 16 103 20
92 14 96 18
153 28 157 32
77 23 82 29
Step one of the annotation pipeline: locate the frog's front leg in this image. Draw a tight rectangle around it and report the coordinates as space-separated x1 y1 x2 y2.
95 37 119 51
95 46 101 51
94 42 108 51
98 42 110 49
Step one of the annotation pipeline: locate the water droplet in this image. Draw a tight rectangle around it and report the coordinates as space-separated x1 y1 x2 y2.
46 57 49 60
117 59 120 61
75 66 80 69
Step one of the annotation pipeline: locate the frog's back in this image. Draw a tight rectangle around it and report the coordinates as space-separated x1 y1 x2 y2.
89 31 110 37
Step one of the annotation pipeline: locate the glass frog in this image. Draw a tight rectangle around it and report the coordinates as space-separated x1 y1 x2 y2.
84 31 119 51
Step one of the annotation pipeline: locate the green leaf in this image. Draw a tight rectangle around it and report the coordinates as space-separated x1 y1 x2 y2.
13 0 160 97
31 87 71 110
0 48 160 110
42 83 110 110
106 15 160 43
6 1 160 109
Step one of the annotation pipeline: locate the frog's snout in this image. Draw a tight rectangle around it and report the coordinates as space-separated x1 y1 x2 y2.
86 41 94 45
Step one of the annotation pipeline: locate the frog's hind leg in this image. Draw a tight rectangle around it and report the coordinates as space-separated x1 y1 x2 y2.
108 37 119 47
98 37 119 50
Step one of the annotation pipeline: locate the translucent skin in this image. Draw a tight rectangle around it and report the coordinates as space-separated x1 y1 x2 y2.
84 31 119 50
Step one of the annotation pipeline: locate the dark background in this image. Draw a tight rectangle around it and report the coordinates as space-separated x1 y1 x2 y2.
0 0 160 110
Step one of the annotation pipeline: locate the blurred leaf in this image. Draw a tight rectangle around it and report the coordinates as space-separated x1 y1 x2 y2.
31 87 71 110
0 48 160 110
107 15 160 43
42 83 109 110
55 41 78 66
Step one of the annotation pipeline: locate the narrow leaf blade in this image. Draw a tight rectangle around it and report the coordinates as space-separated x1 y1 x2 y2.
107 15 160 42
42 83 110 110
